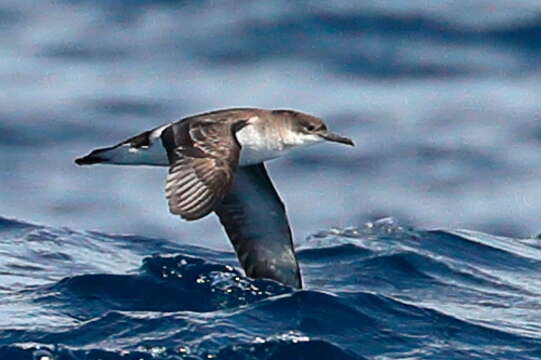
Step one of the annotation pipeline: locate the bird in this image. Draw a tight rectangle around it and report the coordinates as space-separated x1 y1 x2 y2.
75 108 354 288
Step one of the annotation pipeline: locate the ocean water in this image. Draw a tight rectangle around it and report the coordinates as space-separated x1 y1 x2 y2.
2 0 541 359
2 0 541 241
2 216 541 360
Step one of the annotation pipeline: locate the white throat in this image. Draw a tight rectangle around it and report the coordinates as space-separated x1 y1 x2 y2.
235 120 322 166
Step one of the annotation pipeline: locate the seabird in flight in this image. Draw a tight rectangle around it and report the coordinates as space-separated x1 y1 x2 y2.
75 108 354 288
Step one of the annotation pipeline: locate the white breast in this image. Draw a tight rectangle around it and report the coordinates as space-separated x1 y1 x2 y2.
236 123 289 166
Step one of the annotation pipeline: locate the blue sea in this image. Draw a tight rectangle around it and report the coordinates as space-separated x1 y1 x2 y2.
2 216 541 359
2 0 541 359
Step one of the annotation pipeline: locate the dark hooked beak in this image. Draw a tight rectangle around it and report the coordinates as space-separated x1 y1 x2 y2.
320 132 355 146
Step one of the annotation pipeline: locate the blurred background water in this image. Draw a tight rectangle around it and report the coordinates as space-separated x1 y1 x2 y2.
2 0 541 241
2 1 541 359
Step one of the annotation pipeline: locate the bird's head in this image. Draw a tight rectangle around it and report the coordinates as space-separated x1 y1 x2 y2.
272 109 354 148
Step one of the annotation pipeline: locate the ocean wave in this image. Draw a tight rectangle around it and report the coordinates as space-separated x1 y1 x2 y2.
2 216 541 358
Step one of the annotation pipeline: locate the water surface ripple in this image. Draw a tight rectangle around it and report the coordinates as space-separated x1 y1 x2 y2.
1 216 540 359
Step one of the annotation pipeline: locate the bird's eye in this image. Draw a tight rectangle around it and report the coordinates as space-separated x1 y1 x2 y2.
305 124 315 132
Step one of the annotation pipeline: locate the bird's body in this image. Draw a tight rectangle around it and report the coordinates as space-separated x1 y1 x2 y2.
85 109 326 167
76 108 353 288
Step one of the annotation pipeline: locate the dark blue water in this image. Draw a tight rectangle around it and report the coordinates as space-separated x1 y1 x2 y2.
1 216 541 359
3 0 541 359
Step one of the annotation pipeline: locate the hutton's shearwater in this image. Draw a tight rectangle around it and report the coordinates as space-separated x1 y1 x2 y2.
75 108 354 288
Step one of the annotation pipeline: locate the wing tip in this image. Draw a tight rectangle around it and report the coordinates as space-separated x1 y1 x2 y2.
179 213 206 221
169 202 216 221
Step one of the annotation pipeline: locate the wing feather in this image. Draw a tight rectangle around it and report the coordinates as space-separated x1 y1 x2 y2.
163 117 244 221
214 164 302 288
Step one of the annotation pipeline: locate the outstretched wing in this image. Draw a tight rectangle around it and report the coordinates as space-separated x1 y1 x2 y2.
162 118 242 221
214 163 302 288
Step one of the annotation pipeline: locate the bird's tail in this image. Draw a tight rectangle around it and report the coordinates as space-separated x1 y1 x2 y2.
75 146 115 165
